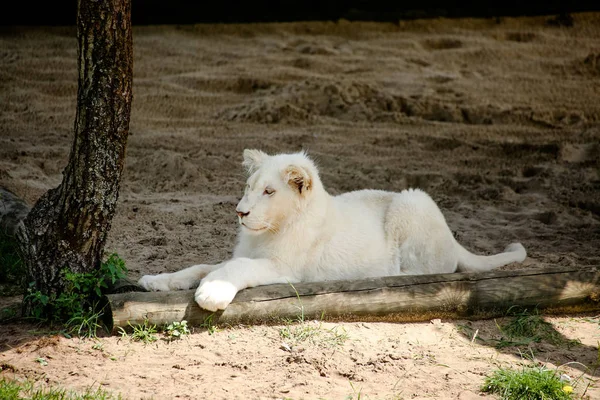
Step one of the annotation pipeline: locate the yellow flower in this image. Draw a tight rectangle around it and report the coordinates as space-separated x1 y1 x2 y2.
562 385 573 394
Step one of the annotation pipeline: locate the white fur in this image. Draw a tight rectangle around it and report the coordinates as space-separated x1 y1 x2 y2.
139 149 527 311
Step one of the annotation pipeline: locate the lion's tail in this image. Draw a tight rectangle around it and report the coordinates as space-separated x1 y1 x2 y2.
455 241 526 272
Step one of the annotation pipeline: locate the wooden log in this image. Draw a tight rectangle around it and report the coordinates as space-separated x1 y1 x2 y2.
105 265 600 332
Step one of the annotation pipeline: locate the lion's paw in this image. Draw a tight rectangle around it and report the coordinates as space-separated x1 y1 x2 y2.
195 279 238 312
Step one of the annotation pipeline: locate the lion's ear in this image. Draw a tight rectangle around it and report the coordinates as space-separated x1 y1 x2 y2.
242 149 268 174
285 165 312 194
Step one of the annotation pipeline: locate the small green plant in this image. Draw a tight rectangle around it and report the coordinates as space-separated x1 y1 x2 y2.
24 253 127 338
346 381 364 400
0 305 18 322
164 320 190 340
0 378 122 400
279 318 320 343
482 365 574 400
0 379 21 400
66 306 104 339
278 282 348 348
199 314 219 335
279 318 348 348
118 320 158 344
35 357 48 366
494 308 580 349
91 341 104 351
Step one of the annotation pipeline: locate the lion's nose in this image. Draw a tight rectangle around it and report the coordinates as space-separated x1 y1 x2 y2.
236 210 250 218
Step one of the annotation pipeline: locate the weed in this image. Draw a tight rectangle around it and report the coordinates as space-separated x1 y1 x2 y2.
0 305 18 322
276 282 348 348
199 314 219 335
24 253 127 338
91 341 104 351
482 365 573 400
0 378 20 399
279 318 320 343
279 318 348 348
118 320 158 344
344 381 404 400
494 308 580 349
35 357 48 366
346 381 364 400
278 282 348 348
99 253 128 291
117 326 128 339
66 306 104 339
0 378 122 400
164 320 190 341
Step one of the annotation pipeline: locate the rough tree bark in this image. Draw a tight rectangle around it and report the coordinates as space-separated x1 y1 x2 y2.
17 0 133 315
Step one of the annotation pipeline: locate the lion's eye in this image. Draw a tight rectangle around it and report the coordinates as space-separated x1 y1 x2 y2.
263 188 275 196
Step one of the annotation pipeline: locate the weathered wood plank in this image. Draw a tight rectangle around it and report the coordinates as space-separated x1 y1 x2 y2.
106 266 600 332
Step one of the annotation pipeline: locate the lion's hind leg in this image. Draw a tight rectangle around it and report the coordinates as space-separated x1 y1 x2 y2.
386 189 458 275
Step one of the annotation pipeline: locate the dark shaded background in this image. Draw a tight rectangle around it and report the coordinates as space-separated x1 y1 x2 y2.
3 1 599 26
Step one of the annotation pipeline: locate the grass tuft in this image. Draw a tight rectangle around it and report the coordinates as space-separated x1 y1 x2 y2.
199 314 219 335
118 320 158 344
0 378 122 400
164 320 190 341
495 308 580 349
482 365 574 400
278 282 348 348
24 253 127 338
279 319 348 348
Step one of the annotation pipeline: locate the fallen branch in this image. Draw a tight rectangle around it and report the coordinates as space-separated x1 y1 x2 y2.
106 265 600 332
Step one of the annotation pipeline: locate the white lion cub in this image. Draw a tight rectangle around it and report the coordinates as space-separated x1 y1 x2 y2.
138 149 526 311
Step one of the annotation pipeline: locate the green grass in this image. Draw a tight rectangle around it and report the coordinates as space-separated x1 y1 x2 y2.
198 314 219 335
0 378 122 400
164 320 190 341
118 320 158 344
277 282 348 348
494 308 580 349
482 365 574 400
65 306 105 339
279 318 348 348
344 381 403 400
24 253 127 338
120 319 197 343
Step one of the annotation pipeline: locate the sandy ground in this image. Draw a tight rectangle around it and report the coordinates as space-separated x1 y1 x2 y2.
1 12 599 399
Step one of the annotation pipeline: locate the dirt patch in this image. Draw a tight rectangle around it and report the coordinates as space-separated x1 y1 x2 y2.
219 79 595 127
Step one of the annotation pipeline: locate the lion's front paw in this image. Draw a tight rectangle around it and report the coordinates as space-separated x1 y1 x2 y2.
195 280 238 312
138 274 171 291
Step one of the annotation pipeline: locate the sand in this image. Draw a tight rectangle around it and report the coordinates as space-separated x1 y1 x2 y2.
0 12 599 399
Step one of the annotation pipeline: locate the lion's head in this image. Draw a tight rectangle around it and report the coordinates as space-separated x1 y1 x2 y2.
235 149 321 235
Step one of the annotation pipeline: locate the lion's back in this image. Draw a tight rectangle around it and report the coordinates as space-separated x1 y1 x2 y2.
304 189 398 280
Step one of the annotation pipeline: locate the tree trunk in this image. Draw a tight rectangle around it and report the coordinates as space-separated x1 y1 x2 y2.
17 0 133 316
